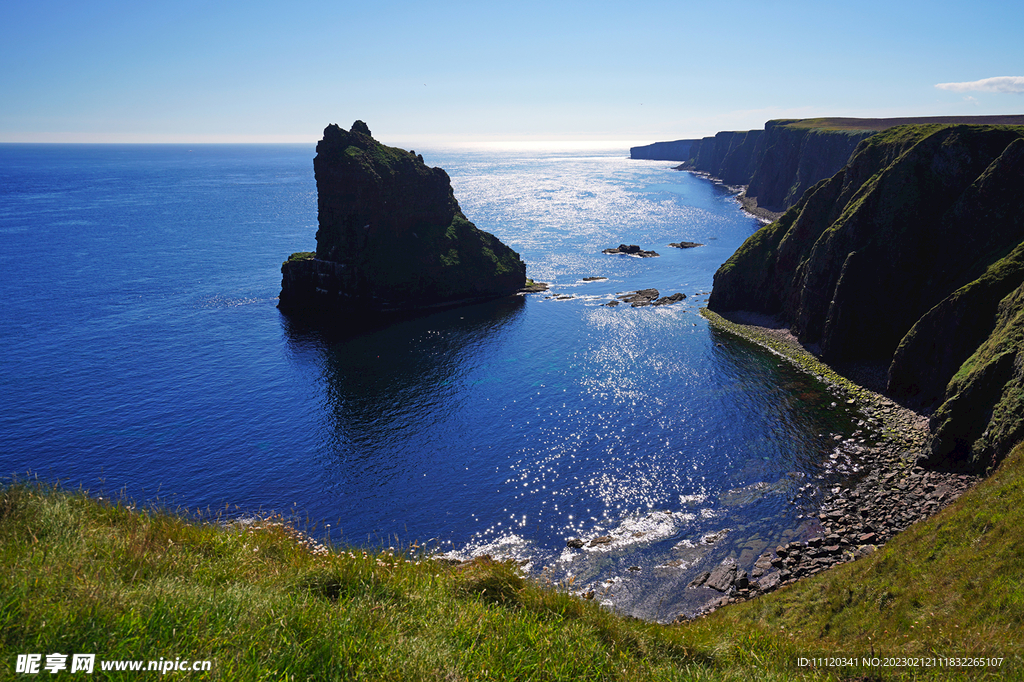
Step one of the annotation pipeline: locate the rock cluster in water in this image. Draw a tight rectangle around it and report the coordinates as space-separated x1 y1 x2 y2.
279 121 526 318
602 244 659 257
605 289 686 308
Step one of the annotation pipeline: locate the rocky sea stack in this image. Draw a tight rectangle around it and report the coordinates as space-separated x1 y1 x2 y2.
279 121 526 318
708 123 1024 473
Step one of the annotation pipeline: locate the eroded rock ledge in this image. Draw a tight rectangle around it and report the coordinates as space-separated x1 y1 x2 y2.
605 289 686 307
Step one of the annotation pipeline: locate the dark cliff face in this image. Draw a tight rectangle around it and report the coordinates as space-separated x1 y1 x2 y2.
279 121 526 317
745 123 874 211
675 121 871 211
688 130 765 186
708 124 1024 472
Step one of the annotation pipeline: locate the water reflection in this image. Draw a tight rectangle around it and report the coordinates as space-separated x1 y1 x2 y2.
281 295 526 541
320 297 525 444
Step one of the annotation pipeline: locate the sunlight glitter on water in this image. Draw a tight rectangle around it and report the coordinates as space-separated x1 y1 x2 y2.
0 144 867 623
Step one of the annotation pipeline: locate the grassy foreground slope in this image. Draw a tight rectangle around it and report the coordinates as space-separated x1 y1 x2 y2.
3 444 1023 681
703 442 1024 662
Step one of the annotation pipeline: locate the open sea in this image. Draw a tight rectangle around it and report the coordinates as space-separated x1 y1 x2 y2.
0 143 864 621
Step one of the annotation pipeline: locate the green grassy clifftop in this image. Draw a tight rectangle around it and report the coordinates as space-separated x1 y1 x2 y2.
708 123 1024 472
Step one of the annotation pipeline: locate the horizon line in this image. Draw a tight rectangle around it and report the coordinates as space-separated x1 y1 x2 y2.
0 133 654 151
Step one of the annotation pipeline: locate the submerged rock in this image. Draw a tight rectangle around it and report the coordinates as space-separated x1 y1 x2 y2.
279 121 526 318
688 558 748 593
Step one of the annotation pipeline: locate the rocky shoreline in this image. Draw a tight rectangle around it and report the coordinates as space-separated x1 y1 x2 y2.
735 190 782 224
440 306 981 623
682 309 981 619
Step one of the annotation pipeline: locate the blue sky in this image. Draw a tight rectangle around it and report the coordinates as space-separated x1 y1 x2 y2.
2 0 1023 146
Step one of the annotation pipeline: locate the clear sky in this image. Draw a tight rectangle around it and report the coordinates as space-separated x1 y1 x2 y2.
2 0 1023 146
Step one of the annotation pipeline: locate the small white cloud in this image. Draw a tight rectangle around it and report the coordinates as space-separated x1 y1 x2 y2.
935 76 1024 94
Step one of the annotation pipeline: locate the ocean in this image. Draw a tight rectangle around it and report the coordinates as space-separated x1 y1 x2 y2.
0 143 863 621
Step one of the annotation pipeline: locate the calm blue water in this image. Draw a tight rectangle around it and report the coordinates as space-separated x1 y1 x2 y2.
0 143 861 620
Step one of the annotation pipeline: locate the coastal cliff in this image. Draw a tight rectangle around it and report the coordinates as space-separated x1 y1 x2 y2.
629 139 697 161
743 122 873 211
279 121 526 317
632 119 875 211
677 121 874 211
635 115 1024 213
708 123 1024 472
687 130 766 186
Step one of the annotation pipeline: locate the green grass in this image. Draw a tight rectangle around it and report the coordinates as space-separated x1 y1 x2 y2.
286 251 316 262
0 483 787 681
933 280 1024 469
774 117 1024 132
4 453 1024 680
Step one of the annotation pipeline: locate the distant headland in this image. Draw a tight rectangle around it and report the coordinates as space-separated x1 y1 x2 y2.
631 115 1024 215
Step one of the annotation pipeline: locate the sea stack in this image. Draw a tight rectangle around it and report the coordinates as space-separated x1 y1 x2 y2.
279 121 526 317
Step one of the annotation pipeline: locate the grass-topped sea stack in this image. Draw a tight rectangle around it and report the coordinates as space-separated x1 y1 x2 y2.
279 121 526 318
